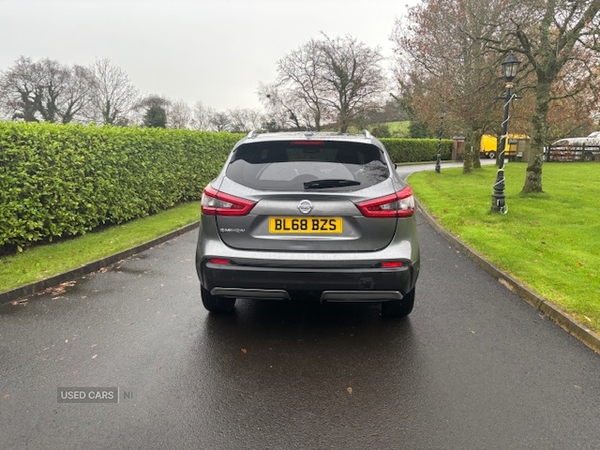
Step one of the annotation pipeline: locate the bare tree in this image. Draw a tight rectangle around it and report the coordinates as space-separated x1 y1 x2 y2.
227 107 265 132
0 56 41 121
258 82 303 130
88 58 138 125
259 34 387 132
169 100 192 129
0 57 93 123
191 101 215 131
392 0 508 172
60 64 95 124
273 39 328 130
488 0 600 193
318 34 387 133
227 108 248 133
35 59 70 123
209 111 231 132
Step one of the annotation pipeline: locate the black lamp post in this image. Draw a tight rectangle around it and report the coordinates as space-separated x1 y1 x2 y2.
491 53 521 214
435 112 445 173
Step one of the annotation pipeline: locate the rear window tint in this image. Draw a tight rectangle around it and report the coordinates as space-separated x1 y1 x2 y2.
227 141 390 191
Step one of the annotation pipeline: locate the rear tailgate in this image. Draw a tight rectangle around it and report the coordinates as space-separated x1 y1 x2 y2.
214 182 398 253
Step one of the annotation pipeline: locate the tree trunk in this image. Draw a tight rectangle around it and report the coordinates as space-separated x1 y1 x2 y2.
471 129 484 170
339 117 349 133
462 148 473 173
472 130 482 170
522 80 551 194
462 130 477 174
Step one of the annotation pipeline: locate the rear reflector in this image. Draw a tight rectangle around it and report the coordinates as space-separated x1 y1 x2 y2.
355 185 415 218
209 258 231 265
381 261 404 268
201 185 256 216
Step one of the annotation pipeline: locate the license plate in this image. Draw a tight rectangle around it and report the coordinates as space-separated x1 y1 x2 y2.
269 217 343 234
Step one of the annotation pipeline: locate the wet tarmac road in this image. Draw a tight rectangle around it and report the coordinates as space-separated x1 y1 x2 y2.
1 211 600 449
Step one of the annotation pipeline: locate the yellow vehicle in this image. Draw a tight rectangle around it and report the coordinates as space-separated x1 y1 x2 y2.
480 134 529 159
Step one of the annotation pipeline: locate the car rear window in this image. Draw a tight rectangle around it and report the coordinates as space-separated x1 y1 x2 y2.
227 141 390 191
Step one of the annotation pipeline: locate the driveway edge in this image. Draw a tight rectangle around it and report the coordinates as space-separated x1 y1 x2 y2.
416 201 600 354
0 221 199 305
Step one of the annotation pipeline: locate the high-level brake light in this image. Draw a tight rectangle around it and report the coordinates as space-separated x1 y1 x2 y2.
290 140 325 146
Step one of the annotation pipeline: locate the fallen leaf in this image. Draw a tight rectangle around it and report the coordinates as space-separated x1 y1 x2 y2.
11 299 28 306
2 394 10 400
347 387 353 395
498 278 513 292
241 348 248 354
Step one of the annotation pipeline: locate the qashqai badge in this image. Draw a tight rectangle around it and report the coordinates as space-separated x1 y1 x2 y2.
297 200 313 214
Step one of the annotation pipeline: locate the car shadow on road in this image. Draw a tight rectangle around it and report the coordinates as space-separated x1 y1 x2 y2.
205 297 415 341
185 299 429 448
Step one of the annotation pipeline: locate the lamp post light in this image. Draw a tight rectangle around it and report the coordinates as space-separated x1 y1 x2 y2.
491 53 521 214
435 112 445 174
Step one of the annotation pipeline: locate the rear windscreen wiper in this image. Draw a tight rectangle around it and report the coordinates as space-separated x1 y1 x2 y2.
303 179 361 189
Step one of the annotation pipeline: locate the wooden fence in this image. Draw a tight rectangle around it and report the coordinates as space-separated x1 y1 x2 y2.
546 144 600 162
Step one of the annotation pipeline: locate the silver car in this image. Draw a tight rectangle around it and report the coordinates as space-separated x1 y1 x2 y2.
195 131 420 317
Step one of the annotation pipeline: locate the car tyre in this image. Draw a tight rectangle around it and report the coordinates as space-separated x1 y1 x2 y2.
488 151 496 159
201 286 236 313
381 288 415 318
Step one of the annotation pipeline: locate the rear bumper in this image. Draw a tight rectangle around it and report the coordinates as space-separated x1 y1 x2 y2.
197 258 419 303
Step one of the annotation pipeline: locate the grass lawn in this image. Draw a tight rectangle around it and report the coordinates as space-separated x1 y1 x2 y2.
0 201 200 293
386 121 410 137
408 162 600 334
348 121 409 137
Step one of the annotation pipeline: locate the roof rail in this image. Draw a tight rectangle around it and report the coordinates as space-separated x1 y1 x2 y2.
363 129 372 139
247 130 259 139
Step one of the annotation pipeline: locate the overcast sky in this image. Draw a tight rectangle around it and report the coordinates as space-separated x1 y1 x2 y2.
1 0 420 112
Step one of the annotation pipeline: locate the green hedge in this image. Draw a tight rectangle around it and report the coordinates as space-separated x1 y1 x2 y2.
381 138 453 163
0 122 241 251
0 124 453 252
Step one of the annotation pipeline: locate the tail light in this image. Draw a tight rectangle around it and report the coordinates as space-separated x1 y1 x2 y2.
356 185 415 218
201 185 256 216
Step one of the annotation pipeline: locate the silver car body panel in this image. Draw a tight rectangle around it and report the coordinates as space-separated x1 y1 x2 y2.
213 179 400 252
196 131 420 304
